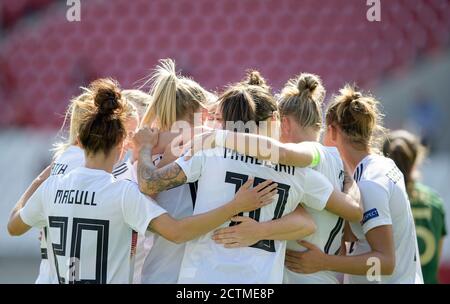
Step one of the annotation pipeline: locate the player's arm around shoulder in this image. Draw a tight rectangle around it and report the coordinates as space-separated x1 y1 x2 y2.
133 127 188 196
212 205 316 248
148 178 278 244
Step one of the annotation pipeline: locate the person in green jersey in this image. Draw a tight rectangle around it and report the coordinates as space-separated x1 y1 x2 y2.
383 130 447 284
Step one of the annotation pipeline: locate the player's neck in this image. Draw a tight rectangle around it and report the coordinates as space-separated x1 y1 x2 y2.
289 126 319 143
340 146 370 173
85 153 115 173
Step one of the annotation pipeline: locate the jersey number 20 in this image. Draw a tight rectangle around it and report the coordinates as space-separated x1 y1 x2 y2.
48 216 109 284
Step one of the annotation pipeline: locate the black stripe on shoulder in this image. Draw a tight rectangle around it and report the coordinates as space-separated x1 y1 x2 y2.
358 163 364 182
354 163 364 182
113 167 128 177
188 181 198 209
353 165 359 181
112 163 127 172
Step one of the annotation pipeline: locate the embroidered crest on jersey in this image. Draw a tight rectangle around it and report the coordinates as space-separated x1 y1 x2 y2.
361 208 379 224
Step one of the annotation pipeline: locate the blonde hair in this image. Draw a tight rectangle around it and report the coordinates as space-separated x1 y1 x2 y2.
53 91 94 158
278 73 325 131
140 58 208 130
53 85 137 159
122 89 151 118
326 85 386 150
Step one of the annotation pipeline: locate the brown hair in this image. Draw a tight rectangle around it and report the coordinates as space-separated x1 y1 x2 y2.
278 73 325 131
383 130 426 197
78 78 127 156
326 85 385 150
218 79 277 132
243 70 271 93
140 58 208 130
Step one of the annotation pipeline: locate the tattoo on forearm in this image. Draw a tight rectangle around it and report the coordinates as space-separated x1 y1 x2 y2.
138 145 186 195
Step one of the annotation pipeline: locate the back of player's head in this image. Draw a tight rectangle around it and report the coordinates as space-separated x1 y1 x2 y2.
218 82 277 132
78 78 127 156
140 58 208 130
53 91 95 158
326 85 385 150
241 70 271 93
383 130 425 195
278 73 325 131
122 89 151 118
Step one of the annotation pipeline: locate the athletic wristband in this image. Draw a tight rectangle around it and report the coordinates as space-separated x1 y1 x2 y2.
310 144 321 167
215 130 229 147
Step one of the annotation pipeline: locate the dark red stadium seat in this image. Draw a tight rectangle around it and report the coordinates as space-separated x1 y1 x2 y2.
0 0 449 127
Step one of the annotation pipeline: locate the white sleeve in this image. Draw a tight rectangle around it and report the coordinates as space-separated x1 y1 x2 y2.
359 180 392 234
121 182 167 235
20 181 47 228
301 168 334 211
174 152 204 183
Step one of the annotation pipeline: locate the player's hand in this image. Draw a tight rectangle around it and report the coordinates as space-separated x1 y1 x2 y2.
183 130 216 161
229 178 278 213
212 216 261 248
133 127 159 150
285 240 326 274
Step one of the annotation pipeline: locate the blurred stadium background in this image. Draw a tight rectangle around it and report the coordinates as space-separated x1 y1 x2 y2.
0 0 449 283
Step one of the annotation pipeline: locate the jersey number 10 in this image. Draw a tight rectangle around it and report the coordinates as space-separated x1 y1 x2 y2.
225 171 290 253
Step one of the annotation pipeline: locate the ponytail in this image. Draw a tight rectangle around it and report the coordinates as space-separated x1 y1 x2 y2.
141 58 208 130
78 78 127 155
141 59 177 130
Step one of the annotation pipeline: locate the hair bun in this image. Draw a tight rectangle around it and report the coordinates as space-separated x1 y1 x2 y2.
351 91 362 101
246 70 267 87
90 79 122 116
297 73 319 94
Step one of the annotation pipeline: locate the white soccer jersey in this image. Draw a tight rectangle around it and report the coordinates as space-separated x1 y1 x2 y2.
141 154 196 284
112 159 155 284
20 167 167 284
36 145 85 284
344 154 423 284
175 147 334 284
284 143 345 284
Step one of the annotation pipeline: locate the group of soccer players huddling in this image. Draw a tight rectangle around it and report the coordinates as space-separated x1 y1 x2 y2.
7 58 425 284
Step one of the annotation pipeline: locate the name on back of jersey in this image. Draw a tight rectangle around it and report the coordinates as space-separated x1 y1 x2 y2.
54 189 97 206
224 148 295 176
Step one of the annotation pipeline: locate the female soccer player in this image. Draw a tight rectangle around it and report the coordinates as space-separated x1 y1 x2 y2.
134 82 360 283
284 86 423 284
383 130 446 284
35 91 93 284
138 59 228 284
210 72 361 283
7 79 272 284
33 84 140 283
